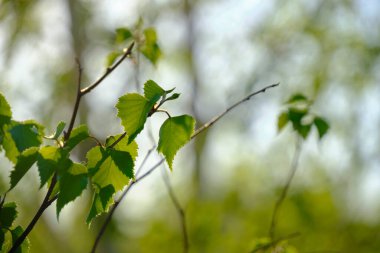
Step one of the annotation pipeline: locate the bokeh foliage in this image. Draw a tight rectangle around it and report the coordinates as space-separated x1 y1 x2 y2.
1 0 379 252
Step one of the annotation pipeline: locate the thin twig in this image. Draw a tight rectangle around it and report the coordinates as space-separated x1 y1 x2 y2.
81 42 134 95
161 166 189 253
90 83 280 252
90 158 165 253
268 136 302 240
108 132 127 149
191 83 279 139
135 145 156 178
250 232 300 253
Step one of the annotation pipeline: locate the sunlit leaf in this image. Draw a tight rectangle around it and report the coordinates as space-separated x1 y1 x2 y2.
87 146 133 191
45 121 66 140
105 134 138 161
0 93 12 130
86 185 114 225
9 147 39 190
56 163 88 219
65 124 89 151
0 202 17 228
116 94 154 143
2 120 44 164
115 27 133 44
143 80 165 103
157 115 195 170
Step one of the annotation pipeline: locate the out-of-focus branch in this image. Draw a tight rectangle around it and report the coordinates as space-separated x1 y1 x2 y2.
161 167 189 253
268 136 302 240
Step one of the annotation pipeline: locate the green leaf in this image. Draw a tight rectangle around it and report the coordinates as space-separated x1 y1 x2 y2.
65 124 89 151
37 146 69 188
105 51 122 67
87 146 134 191
0 93 12 129
3 121 44 164
157 115 195 170
0 202 17 228
143 80 165 103
288 108 307 129
116 94 154 143
45 121 66 140
314 116 329 139
298 123 312 139
86 185 115 225
10 226 29 253
165 93 181 102
56 163 88 219
105 134 138 161
115 27 133 44
0 229 12 252
140 28 161 65
9 147 39 190
286 93 308 104
277 112 289 132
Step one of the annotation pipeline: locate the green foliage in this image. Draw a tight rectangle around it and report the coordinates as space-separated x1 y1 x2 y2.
0 202 29 253
116 93 154 143
0 93 12 130
45 121 66 140
0 202 17 228
157 115 195 170
56 163 88 218
10 147 39 190
2 120 44 163
65 124 90 151
140 28 162 65
278 93 329 140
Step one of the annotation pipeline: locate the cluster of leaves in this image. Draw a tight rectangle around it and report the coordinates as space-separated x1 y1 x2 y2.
277 94 329 139
106 21 162 67
0 79 195 251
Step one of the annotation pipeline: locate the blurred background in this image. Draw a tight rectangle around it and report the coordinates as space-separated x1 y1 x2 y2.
1 0 380 252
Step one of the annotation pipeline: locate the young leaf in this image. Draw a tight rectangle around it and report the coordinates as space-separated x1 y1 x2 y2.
87 146 134 191
56 163 88 219
165 93 180 102
157 115 195 170
277 112 289 132
115 27 133 44
65 124 90 151
2 121 44 164
105 134 138 161
0 202 17 228
116 94 154 143
86 185 115 225
0 93 12 129
45 121 66 140
140 28 161 65
143 80 165 103
37 146 69 188
9 147 39 190
0 229 12 252
314 116 329 139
